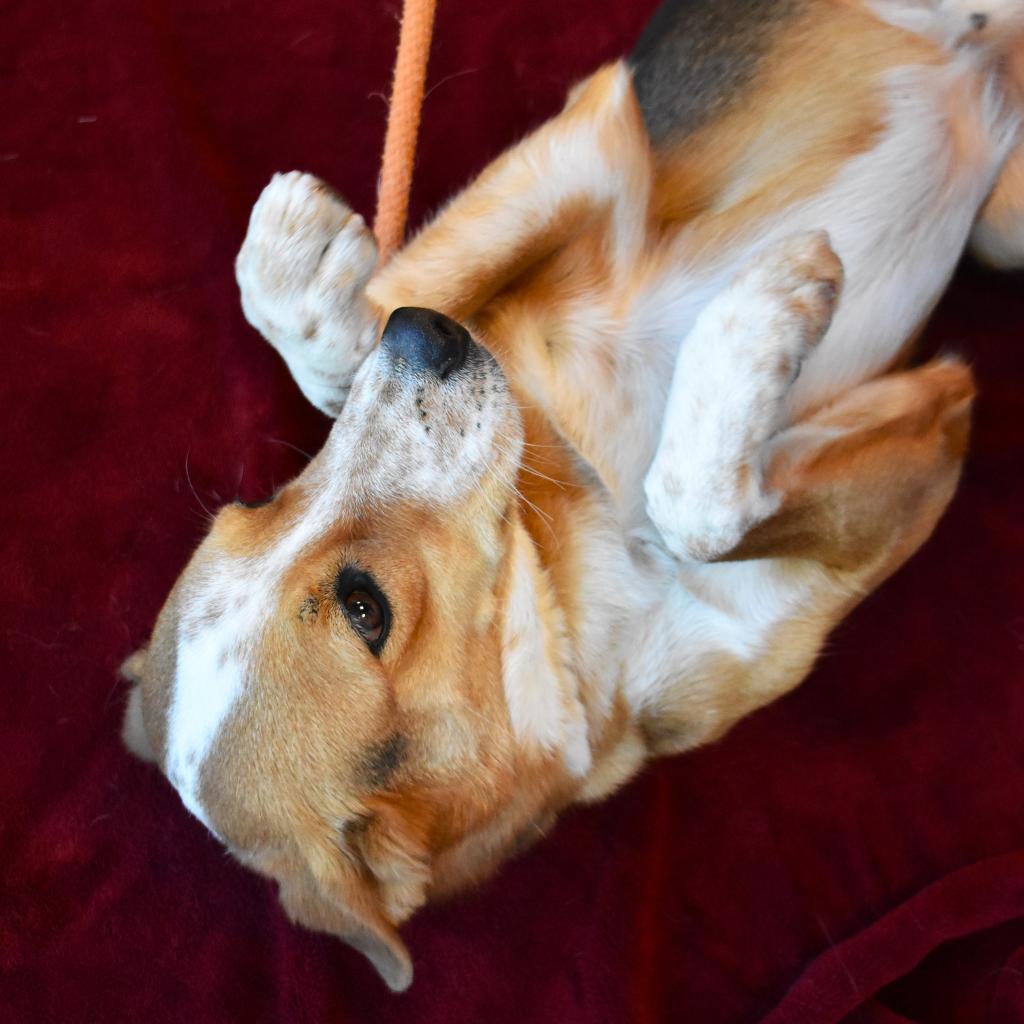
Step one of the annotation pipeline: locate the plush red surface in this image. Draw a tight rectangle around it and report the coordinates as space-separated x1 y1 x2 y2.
3 1 1023 1021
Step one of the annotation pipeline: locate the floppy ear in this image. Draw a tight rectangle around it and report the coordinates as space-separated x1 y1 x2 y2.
119 646 157 763
276 852 414 992
275 801 432 992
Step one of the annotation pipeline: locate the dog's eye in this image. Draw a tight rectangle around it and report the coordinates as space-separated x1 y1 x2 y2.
344 591 383 637
336 568 390 654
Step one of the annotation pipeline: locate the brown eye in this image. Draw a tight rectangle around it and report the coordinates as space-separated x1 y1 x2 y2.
344 591 383 640
335 567 391 654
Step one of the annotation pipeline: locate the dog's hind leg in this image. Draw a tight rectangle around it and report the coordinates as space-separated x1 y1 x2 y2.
971 138 1024 268
970 41 1024 268
634 357 974 754
637 227 973 752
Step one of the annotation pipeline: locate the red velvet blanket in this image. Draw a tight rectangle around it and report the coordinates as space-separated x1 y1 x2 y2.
3 1 1023 1020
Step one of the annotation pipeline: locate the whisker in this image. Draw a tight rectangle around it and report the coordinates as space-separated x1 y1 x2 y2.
266 436 316 462
423 67 479 102
492 438 582 493
517 462 573 490
184 447 215 521
518 439 564 450
500 472 557 537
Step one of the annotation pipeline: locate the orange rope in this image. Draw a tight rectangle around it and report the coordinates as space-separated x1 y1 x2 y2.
373 0 437 264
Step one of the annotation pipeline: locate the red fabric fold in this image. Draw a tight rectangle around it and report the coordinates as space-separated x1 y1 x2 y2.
763 852 1024 1024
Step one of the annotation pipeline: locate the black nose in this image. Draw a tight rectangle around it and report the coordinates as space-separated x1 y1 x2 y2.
380 307 470 379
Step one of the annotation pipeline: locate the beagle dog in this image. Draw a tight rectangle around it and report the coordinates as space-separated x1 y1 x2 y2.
120 0 1024 991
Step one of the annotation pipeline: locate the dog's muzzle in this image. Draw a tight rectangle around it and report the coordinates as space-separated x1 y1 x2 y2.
381 307 471 380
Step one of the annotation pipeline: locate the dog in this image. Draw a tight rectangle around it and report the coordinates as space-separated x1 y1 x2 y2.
119 0 1023 991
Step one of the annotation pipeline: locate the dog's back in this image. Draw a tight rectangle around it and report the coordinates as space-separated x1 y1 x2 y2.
631 0 800 147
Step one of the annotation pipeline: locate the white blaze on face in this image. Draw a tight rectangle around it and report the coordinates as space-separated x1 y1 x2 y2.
164 557 278 836
162 506 335 834
167 620 246 836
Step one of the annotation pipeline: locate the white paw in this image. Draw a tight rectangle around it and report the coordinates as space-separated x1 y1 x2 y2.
236 171 379 416
645 230 843 562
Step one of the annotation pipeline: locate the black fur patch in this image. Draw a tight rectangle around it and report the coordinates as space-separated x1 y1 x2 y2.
360 733 408 789
630 0 800 146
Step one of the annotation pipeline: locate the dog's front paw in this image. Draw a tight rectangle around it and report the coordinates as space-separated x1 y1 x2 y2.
645 231 843 562
236 172 379 416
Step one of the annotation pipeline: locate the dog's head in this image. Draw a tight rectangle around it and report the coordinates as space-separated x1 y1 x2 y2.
121 308 596 989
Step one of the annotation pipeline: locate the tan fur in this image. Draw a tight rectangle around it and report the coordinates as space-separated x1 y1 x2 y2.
650 4 929 229
641 357 974 753
122 0 1023 990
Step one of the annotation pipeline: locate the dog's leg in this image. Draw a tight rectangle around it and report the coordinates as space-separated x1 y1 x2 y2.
970 41 1024 268
635 356 974 754
644 230 843 563
235 172 379 416
971 139 1024 268
236 63 650 416
366 62 652 321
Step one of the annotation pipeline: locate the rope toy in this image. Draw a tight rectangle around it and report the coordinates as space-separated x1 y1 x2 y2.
373 0 438 264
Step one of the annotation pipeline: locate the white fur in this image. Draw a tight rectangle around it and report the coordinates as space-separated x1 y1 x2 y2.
168 621 243 835
165 507 339 831
121 685 156 762
324 345 522 512
782 62 1015 413
644 231 837 562
869 0 1024 48
577 56 1013 524
565 495 643 727
622 555 826 723
236 171 380 416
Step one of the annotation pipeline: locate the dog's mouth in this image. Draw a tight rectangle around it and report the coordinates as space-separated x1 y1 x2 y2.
318 306 523 512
